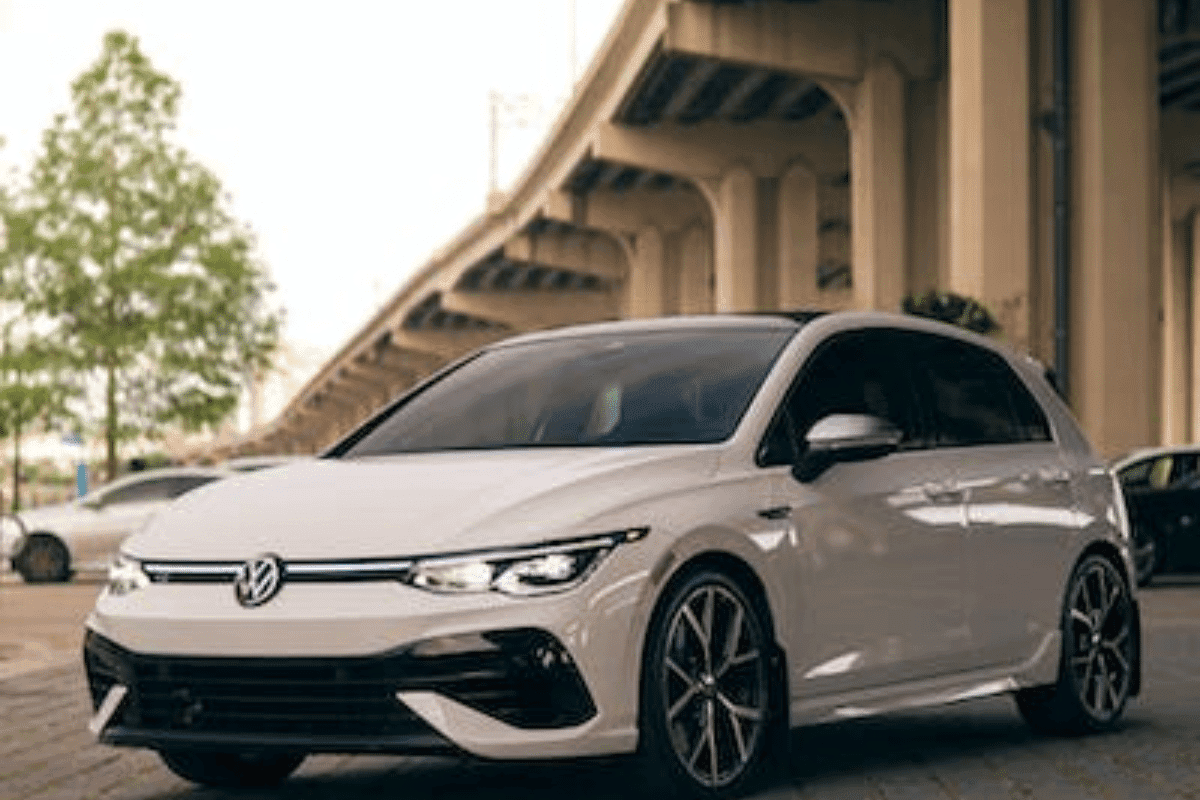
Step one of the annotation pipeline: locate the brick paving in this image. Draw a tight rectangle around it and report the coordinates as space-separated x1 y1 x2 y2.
2 582 1200 799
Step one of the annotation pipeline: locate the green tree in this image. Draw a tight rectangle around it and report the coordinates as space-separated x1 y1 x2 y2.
0 189 77 511
26 31 281 480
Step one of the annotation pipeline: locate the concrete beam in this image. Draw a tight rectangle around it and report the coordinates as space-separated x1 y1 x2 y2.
442 289 618 331
665 0 863 80
503 230 626 281
391 328 507 361
541 188 710 236
663 0 935 81
344 358 412 390
592 121 848 184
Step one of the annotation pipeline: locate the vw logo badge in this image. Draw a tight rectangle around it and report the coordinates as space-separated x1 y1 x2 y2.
234 553 285 608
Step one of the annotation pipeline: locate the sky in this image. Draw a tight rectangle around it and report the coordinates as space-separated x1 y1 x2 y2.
0 0 627 410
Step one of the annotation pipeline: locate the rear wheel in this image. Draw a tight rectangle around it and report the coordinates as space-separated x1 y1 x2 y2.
640 569 778 798
15 534 70 583
1015 554 1138 734
158 750 304 788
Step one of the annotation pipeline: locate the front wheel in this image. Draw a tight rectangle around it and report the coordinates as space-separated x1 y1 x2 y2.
1015 554 1139 735
639 569 779 798
158 750 304 788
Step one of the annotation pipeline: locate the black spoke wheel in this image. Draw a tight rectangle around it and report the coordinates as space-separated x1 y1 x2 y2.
1016 554 1139 735
158 750 304 788
16 534 70 583
641 569 777 797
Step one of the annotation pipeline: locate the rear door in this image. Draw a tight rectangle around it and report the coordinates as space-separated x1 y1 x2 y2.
909 335 1078 669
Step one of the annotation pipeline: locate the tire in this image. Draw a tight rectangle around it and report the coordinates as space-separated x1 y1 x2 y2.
15 534 71 583
158 750 304 788
1015 553 1139 735
639 568 780 798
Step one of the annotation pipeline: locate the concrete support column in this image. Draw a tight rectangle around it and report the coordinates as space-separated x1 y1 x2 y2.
778 161 820 309
1073 0 1158 456
1163 195 1191 443
948 0 1031 350
713 165 758 312
627 225 665 318
851 56 908 312
678 223 713 313
1190 211 1200 438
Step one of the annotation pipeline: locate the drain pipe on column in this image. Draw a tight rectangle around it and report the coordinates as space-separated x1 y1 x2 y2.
1051 0 1071 402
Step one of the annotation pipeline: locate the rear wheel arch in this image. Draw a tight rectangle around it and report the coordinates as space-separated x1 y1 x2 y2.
1072 541 1141 696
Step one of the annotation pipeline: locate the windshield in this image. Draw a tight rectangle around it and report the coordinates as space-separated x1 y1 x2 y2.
341 327 796 456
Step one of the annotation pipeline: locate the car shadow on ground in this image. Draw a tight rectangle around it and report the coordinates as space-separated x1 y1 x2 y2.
112 697 1153 800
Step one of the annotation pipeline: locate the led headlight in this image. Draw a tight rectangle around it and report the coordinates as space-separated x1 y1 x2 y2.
405 528 648 597
107 554 151 596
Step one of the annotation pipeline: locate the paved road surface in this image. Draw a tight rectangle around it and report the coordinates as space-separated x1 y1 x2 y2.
2 578 1200 799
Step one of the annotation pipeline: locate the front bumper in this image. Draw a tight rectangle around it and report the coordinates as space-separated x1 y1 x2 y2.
85 626 597 756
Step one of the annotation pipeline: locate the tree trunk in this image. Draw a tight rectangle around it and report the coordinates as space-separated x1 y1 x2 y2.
106 363 118 481
10 419 21 513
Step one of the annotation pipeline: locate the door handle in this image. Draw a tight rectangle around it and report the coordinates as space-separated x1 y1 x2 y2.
757 506 792 520
1038 468 1072 487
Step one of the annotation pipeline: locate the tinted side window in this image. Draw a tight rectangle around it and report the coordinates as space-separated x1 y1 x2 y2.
914 336 1051 447
168 476 220 498
759 330 922 466
1118 459 1154 489
102 478 179 506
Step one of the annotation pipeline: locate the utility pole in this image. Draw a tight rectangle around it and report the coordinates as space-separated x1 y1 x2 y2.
568 0 578 87
487 91 543 209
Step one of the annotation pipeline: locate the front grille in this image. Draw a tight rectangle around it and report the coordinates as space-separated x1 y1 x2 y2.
85 627 596 751
85 632 434 741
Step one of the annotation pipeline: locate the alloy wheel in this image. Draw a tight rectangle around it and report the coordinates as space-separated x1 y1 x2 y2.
1066 558 1134 722
660 582 769 789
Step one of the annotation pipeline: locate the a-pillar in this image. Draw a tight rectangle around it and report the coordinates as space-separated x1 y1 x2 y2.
627 225 665 318
851 56 908 312
713 165 758 312
947 0 1031 350
778 161 820 309
1073 0 1158 456
1163 189 1191 443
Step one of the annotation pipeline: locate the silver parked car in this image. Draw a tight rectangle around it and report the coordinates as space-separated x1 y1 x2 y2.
8 466 228 582
85 312 1140 796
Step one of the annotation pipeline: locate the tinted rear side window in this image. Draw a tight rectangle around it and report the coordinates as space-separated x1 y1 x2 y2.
913 336 1051 447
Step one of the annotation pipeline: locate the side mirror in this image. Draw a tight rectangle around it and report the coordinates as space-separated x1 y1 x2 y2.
792 413 903 483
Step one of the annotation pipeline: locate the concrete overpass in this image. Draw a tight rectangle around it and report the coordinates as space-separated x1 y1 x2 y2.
201 0 1200 461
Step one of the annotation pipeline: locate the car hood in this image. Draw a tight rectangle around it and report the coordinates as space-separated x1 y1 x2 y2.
125 447 722 561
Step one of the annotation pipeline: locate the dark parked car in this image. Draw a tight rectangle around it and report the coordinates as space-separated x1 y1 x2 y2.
1113 446 1200 585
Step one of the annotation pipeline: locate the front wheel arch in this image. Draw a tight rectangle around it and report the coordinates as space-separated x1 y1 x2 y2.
636 554 789 796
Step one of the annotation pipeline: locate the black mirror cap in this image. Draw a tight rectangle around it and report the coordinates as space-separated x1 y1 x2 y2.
791 413 903 483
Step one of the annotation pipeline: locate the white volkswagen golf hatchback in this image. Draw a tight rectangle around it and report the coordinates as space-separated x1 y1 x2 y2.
84 312 1140 797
